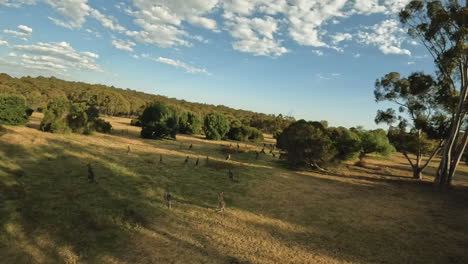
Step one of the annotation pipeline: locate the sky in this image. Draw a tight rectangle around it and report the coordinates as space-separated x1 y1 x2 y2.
0 0 436 128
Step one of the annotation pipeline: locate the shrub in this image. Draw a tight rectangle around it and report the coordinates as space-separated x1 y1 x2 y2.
328 127 361 161
40 98 112 134
0 125 6 136
94 119 112 133
277 120 336 168
140 103 178 139
130 119 142 127
178 111 202 135
203 113 230 140
0 94 31 125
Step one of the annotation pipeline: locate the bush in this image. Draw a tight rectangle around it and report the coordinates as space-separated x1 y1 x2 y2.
94 119 112 133
40 98 112 134
277 120 336 168
0 94 31 125
130 119 142 127
0 125 6 136
140 103 178 139
178 111 202 135
328 127 361 161
203 113 230 140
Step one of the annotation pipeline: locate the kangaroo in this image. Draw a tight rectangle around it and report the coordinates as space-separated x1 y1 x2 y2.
228 169 235 182
159 154 163 163
87 163 96 183
260 147 266 154
255 151 259 160
164 190 172 209
195 157 199 166
127 145 130 154
188 144 193 150
184 156 189 165
217 192 225 212
226 154 231 161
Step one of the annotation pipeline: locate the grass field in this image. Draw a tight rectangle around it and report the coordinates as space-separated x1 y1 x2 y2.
1 112 468 264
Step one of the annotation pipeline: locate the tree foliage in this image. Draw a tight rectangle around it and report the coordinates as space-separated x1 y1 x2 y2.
0 73 294 133
374 71 449 178
140 103 178 139
40 98 111 134
203 113 230 140
0 94 31 125
227 119 264 142
399 0 467 186
178 111 202 135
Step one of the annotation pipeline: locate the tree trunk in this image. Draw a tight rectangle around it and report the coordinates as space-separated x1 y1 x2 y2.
413 167 422 180
435 63 468 188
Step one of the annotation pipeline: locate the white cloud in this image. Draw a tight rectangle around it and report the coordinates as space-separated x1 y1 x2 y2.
316 72 341 80
154 57 210 75
225 15 287 56
353 53 361 58
3 25 33 37
13 41 102 72
311 50 324 56
0 0 416 57
81 51 99 59
330 33 352 45
111 39 136 52
357 19 411 56
18 25 32 33
0 40 8 45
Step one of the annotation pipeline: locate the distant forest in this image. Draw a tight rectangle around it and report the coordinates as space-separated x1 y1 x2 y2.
0 73 294 133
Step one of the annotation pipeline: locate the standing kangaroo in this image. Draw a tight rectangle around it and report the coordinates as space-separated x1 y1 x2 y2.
87 163 96 183
164 190 172 209
217 192 225 212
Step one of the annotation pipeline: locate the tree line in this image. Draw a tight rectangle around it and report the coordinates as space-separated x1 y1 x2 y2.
0 73 294 134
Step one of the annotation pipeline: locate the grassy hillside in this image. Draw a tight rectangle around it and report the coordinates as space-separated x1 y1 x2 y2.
1 113 468 264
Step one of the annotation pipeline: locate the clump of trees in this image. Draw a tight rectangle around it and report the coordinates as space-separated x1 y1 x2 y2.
0 73 294 133
399 0 465 186
227 119 264 142
277 120 394 170
140 103 178 139
0 94 32 125
178 111 202 135
374 72 448 179
40 98 112 134
203 113 230 140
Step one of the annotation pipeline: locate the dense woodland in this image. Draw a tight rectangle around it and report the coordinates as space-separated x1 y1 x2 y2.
0 73 294 134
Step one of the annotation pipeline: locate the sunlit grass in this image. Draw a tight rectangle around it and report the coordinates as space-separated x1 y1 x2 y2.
0 113 467 264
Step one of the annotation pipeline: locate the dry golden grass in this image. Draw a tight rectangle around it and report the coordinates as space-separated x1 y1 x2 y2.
0 112 467 264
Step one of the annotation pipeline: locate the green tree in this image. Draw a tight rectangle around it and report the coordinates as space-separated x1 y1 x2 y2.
277 120 336 169
40 98 111 134
203 113 230 140
328 127 362 161
352 128 395 161
178 111 202 135
0 94 31 125
374 72 449 179
140 103 178 139
400 0 467 186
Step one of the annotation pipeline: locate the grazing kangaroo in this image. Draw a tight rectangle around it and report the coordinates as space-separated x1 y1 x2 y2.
189 144 193 150
226 154 231 161
260 147 266 154
159 154 163 164
164 190 172 209
127 145 130 154
228 169 235 182
87 163 96 183
184 156 189 165
272 153 276 158
195 157 199 166
217 192 225 212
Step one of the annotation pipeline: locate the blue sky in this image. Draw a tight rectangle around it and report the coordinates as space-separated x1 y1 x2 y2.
0 0 434 128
